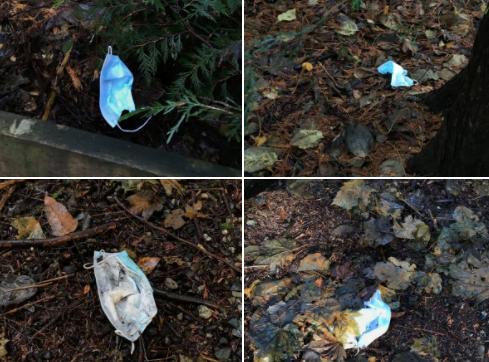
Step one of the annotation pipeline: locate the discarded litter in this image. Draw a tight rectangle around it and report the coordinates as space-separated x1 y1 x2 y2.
344 289 391 349
85 250 157 353
378 61 417 87
100 46 152 132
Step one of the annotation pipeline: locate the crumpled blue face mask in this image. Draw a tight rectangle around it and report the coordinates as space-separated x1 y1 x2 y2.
100 46 151 132
378 61 418 88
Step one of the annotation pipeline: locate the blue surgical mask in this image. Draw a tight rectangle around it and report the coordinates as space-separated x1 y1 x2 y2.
99 46 136 127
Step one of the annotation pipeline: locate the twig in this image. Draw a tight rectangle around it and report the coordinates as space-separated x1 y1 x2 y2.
42 45 73 121
220 183 234 222
0 185 16 212
153 288 219 309
0 275 73 295
192 191 203 241
0 179 25 191
0 222 117 248
113 196 240 273
135 31 188 47
3 295 55 315
306 0 349 34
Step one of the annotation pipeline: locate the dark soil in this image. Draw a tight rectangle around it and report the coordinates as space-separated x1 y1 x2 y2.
0 1 241 169
244 180 489 362
0 179 242 362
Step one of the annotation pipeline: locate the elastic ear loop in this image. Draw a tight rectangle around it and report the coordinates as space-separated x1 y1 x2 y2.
83 250 119 269
116 115 152 133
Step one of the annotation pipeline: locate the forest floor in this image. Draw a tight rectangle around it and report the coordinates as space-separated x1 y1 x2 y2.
0 179 242 362
0 0 241 169
244 179 489 362
244 0 486 176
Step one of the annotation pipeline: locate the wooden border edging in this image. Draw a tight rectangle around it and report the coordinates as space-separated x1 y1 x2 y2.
0 111 241 177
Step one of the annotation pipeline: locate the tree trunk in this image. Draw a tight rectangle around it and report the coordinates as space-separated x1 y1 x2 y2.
407 11 489 176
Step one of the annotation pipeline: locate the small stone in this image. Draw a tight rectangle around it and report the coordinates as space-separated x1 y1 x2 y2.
214 347 232 362
164 278 179 290
246 219 257 226
201 193 209 199
198 305 213 319
177 313 183 321
43 352 52 360
206 333 213 338
204 234 212 242
390 301 401 311
219 337 228 344
480 311 487 321
222 229 229 235
229 247 235 253
244 122 259 136
477 345 485 356
228 318 239 328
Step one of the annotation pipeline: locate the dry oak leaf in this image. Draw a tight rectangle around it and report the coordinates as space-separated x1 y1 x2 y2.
164 209 185 230
126 190 163 219
160 179 185 195
12 217 45 239
137 257 161 274
44 195 78 236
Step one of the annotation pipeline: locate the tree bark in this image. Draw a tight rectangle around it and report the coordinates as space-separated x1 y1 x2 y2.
407 11 489 176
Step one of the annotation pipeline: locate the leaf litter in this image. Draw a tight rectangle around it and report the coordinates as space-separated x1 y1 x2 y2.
1 179 242 361
245 179 489 362
244 0 483 176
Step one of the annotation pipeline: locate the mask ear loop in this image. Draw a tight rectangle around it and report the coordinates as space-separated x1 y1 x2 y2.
83 250 119 269
116 115 152 133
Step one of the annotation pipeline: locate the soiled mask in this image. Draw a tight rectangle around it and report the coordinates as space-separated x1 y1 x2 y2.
86 250 157 353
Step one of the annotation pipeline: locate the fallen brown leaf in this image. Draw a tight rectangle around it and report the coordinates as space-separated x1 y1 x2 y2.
137 257 161 274
164 209 185 229
126 190 163 219
44 195 78 236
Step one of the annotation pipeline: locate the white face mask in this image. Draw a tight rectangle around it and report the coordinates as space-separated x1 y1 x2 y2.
99 46 136 127
85 250 157 353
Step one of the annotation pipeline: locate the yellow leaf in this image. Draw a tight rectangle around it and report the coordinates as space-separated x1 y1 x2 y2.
12 217 45 239
277 9 296 22
369 357 376 362
255 136 267 146
83 285 90 295
244 280 260 298
262 88 278 99
197 243 206 251
163 256 187 266
383 5 390 15
302 62 314 71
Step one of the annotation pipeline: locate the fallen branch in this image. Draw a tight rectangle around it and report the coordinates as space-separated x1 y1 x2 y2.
0 222 117 248
153 288 219 309
0 185 16 212
0 179 25 191
112 196 240 273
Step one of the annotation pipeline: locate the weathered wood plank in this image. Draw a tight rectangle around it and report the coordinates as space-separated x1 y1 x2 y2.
0 111 241 177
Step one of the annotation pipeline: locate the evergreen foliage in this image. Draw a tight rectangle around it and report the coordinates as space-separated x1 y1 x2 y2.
77 0 241 141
